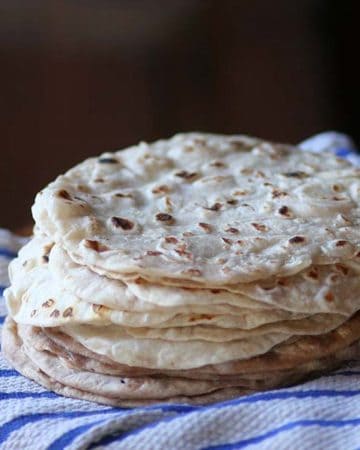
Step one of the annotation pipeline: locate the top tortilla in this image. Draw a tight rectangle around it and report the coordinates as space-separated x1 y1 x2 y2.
32 132 360 285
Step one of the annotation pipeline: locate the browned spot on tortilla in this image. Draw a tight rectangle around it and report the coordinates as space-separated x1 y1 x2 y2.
210 161 227 168
203 203 222 211
146 251 163 256
114 192 133 198
111 216 134 230
241 168 254 175
30 309 37 317
175 244 192 258
289 236 305 244
335 240 348 247
278 205 291 217
222 237 233 245
272 190 288 199
307 268 319 280
251 223 268 232
189 314 215 322
50 309 60 318
225 227 239 234
198 222 212 233
63 307 73 318
165 236 178 244
152 185 170 194
282 171 309 178
324 292 334 302
77 184 91 193
226 199 238 205
92 304 105 313
334 264 349 275
84 240 109 252
211 289 221 294
42 299 55 308
175 171 198 180
233 190 249 196
57 190 72 200
155 213 175 224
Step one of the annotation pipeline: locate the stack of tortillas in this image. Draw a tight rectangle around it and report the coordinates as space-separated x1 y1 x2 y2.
3 132 360 406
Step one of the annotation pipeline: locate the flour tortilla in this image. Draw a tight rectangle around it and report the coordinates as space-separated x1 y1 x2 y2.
58 323 287 369
3 319 360 407
6 277 307 329
22 325 348 388
7 239 311 329
46 234 360 316
32 132 360 286
7 283 301 330
41 316 360 380
18 324 306 394
59 311 360 374
41 327 358 382
18 325 257 398
1 318 254 406
122 313 346 341
125 263 360 315
49 241 273 312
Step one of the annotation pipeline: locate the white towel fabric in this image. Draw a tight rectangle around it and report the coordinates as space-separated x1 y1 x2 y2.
1 132 360 450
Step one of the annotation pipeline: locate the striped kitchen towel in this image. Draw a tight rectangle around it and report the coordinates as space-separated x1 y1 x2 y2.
1 132 360 450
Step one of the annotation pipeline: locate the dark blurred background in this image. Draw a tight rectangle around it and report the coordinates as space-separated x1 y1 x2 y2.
0 0 358 229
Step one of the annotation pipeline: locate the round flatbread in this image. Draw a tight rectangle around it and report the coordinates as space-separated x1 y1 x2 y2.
45 230 360 316
32 132 360 286
3 319 359 406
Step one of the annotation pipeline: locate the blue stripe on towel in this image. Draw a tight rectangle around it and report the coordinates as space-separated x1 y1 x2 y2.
0 409 120 443
88 389 360 448
203 417 360 450
0 369 19 377
0 248 17 259
0 391 59 401
46 419 109 450
335 148 352 158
